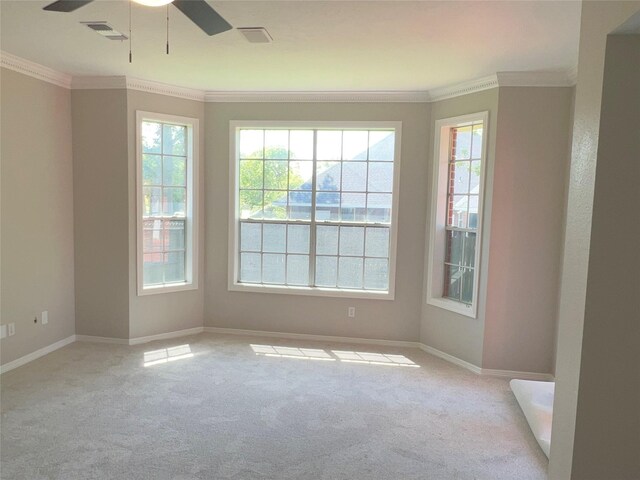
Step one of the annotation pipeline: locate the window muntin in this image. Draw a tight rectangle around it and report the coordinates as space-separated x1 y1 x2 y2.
137 112 197 294
232 124 399 296
443 123 483 304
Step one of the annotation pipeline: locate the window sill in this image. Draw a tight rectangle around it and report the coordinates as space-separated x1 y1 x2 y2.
426 297 477 318
138 282 198 297
229 282 394 300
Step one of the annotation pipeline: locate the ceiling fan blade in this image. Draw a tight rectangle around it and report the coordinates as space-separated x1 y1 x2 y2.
43 0 93 12
172 0 232 36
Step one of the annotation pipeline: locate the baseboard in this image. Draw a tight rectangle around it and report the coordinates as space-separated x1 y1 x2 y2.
0 335 76 374
203 326 420 349
75 335 129 345
418 343 554 380
128 327 204 345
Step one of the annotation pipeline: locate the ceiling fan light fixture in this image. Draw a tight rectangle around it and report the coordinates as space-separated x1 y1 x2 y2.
131 0 174 7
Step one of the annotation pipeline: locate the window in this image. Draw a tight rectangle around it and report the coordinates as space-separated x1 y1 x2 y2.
426 112 489 317
136 111 198 295
229 121 401 299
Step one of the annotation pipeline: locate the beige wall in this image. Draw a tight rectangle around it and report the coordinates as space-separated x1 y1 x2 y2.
71 89 130 339
420 88 499 366
1 68 75 364
483 86 573 373
550 3 640 479
126 90 205 338
204 102 430 342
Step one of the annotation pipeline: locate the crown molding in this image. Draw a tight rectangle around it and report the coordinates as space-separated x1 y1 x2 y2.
127 77 205 102
204 90 431 103
428 75 499 102
71 75 127 90
0 51 72 89
497 70 577 87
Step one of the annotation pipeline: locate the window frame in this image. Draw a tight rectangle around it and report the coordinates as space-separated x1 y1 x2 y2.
136 110 199 296
425 112 489 318
228 120 402 300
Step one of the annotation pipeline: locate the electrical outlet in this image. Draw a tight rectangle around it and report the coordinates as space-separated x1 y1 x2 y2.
42 311 48 325
8 323 15 336
348 307 356 318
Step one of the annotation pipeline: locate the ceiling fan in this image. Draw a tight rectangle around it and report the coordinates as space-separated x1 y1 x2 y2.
42 0 232 36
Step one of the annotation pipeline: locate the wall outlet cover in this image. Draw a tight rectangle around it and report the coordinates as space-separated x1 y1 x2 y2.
42 311 48 325
8 323 15 336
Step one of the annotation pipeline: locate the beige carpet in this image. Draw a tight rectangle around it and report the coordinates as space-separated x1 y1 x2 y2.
0 333 547 479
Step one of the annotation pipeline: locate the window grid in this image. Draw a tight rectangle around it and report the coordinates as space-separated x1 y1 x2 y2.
142 121 188 287
237 128 395 291
443 122 483 304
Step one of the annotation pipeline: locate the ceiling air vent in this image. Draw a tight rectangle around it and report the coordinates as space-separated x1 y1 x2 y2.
80 21 128 41
237 27 273 44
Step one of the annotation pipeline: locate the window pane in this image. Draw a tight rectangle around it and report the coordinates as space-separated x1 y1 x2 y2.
264 130 289 159
240 252 261 283
263 191 288 219
239 160 263 190
341 162 367 192
316 162 341 191
143 224 163 252
240 129 264 159
461 268 474 304
289 161 313 190
339 226 365 256
289 130 314 160
143 154 162 185
469 160 481 193
364 258 389 290
342 131 369 161
315 256 337 287
463 232 477 267
338 257 363 289
263 223 286 253
445 230 464 266
453 126 472 160
471 124 483 159
287 225 310 254
315 192 340 221
143 187 162 217
163 124 186 156
449 195 468 228
263 253 286 284
366 193 392 223
163 156 186 187
365 227 389 257
240 222 262 252
317 130 342 160
288 191 312 220
340 193 366 222
287 255 309 285
316 225 338 255
163 187 186 216
141 122 161 154
164 252 185 283
163 219 185 251
143 253 164 285
240 190 263 219
367 162 393 193
368 131 394 161
468 195 479 229
450 161 471 195
263 161 289 190
443 265 462 301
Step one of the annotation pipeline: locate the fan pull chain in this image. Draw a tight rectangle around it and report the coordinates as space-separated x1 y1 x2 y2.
166 5 170 55
128 0 133 63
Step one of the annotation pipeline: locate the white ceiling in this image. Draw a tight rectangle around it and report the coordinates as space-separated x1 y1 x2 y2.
0 0 581 92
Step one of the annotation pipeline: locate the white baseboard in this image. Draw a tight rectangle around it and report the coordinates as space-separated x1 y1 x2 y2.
128 326 204 345
75 335 129 345
418 343 554 381
203 326 420 349
0 335 76 374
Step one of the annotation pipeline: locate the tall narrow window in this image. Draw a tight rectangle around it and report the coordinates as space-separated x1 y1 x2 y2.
137 111 198 295
426 112 489 317
229 122 401 299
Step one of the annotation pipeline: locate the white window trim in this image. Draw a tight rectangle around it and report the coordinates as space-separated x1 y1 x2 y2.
136 111 199 296
425 111 490 318
227 120 402 300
